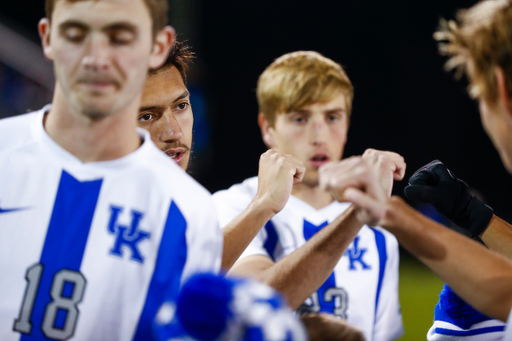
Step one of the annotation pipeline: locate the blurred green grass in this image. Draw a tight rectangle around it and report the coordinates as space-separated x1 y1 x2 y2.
397 252 445 341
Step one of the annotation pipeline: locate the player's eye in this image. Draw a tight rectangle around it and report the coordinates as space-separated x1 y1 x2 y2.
63 27 86 43
293 116 306 124
110 30 135 45
327 114 340 122
175 102 189 111
138 113 154 122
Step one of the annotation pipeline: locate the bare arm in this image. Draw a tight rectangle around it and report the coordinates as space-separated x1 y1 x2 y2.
228 149 406 309
382 197 512 322
318 156 512 322
481 215 512 261
229 205 363 309
221 199 274 270
220 150 305 270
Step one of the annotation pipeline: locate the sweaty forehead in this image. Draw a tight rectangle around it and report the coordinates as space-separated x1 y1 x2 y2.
141 67 188 107
52 0 151 27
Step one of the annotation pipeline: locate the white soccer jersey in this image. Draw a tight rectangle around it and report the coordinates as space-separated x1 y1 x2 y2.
213 176 403 341
0 107 223 341
504 308 512 341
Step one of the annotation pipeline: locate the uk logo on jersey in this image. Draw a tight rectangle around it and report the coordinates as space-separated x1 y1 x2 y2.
107 205 151 263
344 236 371 271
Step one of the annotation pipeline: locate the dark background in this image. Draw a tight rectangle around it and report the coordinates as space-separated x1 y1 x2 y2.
1 0 510 220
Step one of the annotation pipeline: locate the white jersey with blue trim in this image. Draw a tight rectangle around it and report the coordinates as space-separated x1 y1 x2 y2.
504 308 512 341
0 107 223 341
213 176 403 341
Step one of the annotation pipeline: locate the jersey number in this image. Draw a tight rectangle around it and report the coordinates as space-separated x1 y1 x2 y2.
13 264 86 340
298 287 348 319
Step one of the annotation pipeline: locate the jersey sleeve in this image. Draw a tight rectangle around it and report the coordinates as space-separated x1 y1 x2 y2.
372 229 404 341
504 307 512 340
181 195 223 282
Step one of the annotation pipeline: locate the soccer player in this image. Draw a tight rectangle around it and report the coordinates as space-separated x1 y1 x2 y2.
138 41 195 171
213 51 406 341
0 0 222 340
316 0 512 339
405 160 506 339
137 42 306 270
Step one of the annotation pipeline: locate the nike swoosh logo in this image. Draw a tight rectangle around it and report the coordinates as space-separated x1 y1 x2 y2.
0 206 29 214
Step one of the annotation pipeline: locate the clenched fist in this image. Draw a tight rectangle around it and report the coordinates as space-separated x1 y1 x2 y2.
318 149 406 225
362 149 406 197
255 149 305 214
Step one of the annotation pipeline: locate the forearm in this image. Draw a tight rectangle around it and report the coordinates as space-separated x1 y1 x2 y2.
384 197 512 321
221 199 275 270
481 215 512 260
257 205 363 309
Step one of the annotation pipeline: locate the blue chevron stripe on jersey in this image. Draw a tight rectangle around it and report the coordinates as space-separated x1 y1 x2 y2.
303 220 337 314
132 201 188 341
263 221 278 261
20 170 103 341
372 228 388 330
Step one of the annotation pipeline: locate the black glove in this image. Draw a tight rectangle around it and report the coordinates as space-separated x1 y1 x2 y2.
404 160 494 237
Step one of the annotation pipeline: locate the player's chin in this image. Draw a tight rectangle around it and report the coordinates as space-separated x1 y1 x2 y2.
74 96 119 118
179 154 191 172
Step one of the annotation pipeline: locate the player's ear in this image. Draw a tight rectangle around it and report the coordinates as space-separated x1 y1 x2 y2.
495 67 512 122
258 112 276 148
39 18 53 61
148 26 175 70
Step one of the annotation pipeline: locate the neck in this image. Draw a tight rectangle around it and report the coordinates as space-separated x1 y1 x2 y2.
44 86 141 163
291 182 334 210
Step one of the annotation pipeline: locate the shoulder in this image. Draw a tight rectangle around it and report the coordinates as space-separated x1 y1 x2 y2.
212 176 258 206
0 110 41 153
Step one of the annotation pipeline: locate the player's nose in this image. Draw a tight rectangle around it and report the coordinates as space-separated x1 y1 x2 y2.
158 109 183 142
310 114 327 145
81 35 111 70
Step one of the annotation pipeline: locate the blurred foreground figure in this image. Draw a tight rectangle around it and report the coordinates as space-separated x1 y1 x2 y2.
405 161 505 339
0 0 223 340
315 1 512 340
153 273 308 341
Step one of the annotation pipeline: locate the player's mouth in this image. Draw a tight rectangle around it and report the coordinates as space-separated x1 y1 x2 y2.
165 148 186 165
77 76 119 90
309 154 330 168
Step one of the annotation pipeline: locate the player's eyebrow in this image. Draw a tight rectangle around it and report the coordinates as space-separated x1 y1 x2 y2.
102 22 139 35
58 20 139 35
58 20 88 34
324 109 346 114
173 90 190 103
139 91 190 112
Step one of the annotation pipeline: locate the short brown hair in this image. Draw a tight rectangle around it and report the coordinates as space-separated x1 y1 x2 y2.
45 0 168 37
301 313 365 341
257 51 354 126
149 40 195 84
435 0 512 108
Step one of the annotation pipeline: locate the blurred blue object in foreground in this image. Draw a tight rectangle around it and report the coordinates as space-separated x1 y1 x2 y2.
153 273 308 341
427 284 505 340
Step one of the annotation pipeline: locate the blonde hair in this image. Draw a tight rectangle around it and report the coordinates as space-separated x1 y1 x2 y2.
257 51 354 126
435 0 512 108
